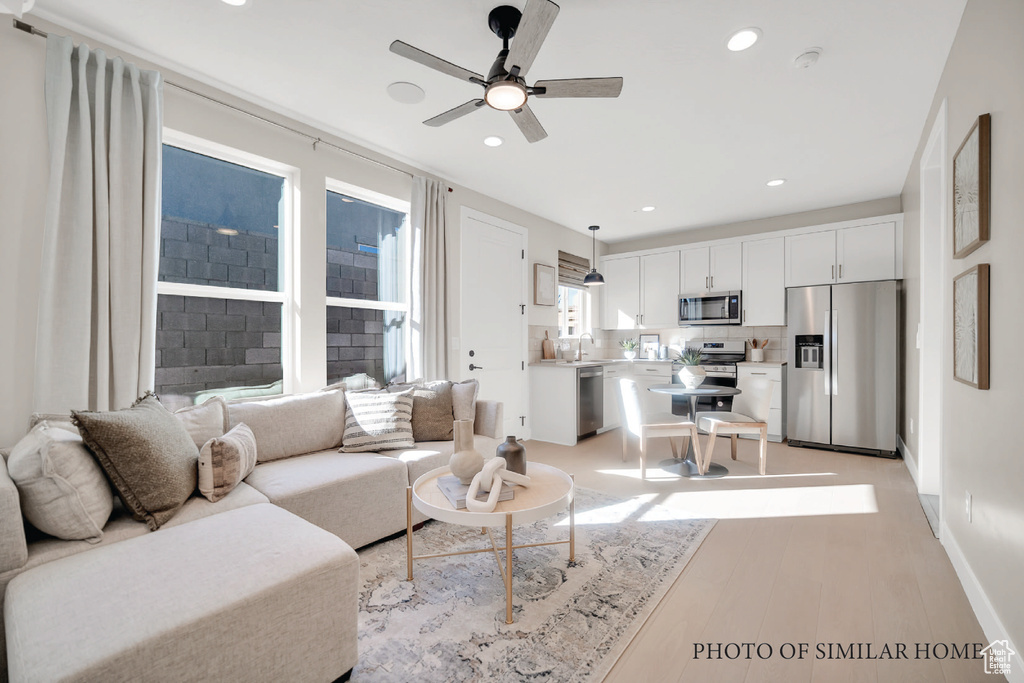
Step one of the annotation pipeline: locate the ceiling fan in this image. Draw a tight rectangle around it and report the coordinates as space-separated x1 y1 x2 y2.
389 0 623 143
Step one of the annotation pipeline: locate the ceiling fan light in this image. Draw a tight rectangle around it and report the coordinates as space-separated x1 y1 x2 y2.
485 80 528 111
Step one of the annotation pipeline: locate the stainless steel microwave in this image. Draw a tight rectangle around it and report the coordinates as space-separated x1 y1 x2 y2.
678 291 742 326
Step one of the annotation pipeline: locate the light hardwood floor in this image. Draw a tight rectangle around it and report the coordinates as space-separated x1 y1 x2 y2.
524 430 1001 683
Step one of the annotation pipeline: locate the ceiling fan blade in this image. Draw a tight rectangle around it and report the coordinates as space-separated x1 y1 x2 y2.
424 99 487 127
390 40 485 84
533 77 624 98
503 0 559 78
509 104 548 143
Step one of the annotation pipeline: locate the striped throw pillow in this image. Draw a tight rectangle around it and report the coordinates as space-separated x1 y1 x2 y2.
341 390 415 452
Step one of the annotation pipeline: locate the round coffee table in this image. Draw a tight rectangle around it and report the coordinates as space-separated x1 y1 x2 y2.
407 462 575 624
647 384 742 479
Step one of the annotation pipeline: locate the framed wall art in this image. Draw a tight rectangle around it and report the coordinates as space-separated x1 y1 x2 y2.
952 113 990 259
639 333 660 358
533 263 555 306
953 263 989 389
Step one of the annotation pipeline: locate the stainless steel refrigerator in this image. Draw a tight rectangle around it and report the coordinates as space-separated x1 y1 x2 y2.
786 280 898 457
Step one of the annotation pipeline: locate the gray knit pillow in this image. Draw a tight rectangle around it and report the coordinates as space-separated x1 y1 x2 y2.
341 390 414 452
72 393 199 531
388 380 455 442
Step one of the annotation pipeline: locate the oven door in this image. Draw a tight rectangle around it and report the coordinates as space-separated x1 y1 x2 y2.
671 372 737 416
678 291 741 326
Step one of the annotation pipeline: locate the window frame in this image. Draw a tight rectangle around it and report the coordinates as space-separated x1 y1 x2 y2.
324 177 412 384
157 128 300 395
557 284 591 340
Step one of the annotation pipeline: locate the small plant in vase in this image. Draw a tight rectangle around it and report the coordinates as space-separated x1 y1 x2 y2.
674 348 707 389
620 338 639 360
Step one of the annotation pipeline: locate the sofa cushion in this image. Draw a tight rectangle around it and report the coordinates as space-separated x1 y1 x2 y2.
73 394 199 531
245 451 408 549
4 503 359 683
7 422 113 543
173 396 229 450
341 390 414 453
389 380 455 442
198 423 258 502
452 379 479 421
228 390 346 462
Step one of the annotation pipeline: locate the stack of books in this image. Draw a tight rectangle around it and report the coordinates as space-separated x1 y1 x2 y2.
436 475 514 510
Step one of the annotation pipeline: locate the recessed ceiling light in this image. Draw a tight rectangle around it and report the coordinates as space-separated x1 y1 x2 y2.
216 228 239 236
641 206 656 212
483 136 504 147
220 0 247 6
727 28 761 52
766 178 786 187
386 81 425 104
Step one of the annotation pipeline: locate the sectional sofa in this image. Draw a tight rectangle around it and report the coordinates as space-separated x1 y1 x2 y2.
0 381 503 682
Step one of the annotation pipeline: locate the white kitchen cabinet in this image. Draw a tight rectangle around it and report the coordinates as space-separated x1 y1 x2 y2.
742 237 786 326
640 251 680 327
709 243 742 291
836 222 896 282
785 231 837 287
680 247 710 293
600 256 640 330
737 363 787 442
599 364 626 432
631 362 673 414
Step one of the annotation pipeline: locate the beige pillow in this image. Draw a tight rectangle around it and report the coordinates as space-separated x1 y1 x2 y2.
228 389 346 462
174 396 229 450
341 390 414 452
29 412 78 435
73 393 199 531
389 380 454 442
197 423 258 503
7 422 113 542
452 379 479 422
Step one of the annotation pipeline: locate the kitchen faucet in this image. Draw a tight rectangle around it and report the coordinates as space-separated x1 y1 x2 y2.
576 332 595 362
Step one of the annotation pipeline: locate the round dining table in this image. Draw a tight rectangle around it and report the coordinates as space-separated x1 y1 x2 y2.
647 384 742 478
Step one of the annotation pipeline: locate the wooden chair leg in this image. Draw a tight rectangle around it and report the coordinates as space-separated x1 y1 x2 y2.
669 437 679 459
730 434 738 460
689 426 703 471
680 434 690 459
702 425 719 475
621 427 628 462
640 432 647 480
759 426 768 475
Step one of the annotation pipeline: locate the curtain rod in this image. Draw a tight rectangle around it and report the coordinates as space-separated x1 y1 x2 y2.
12 18 432 183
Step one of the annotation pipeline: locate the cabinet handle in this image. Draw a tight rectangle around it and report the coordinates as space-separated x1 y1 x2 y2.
711 275 714 288
751 372 768 375
832 265 835 280
743 309 746 323
839 264 843 279
705 276 708 288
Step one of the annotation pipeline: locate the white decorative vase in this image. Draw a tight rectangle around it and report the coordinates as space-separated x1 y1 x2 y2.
449 419 483 485
677 365 707 389
624 350 637 360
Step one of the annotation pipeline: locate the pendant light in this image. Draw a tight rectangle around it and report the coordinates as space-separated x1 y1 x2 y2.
583 225 605 286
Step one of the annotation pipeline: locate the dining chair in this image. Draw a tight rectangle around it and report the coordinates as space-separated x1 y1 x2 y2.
618 378 702 480
694 377 774 475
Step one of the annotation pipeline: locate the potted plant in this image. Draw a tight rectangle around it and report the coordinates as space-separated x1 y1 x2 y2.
620 338 639 360
674 348 707 389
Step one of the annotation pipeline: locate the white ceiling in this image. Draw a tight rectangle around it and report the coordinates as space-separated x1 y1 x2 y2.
31 0 966 243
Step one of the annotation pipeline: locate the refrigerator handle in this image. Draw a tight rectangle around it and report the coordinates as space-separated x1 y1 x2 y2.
832 309 839 395
823 310 831 396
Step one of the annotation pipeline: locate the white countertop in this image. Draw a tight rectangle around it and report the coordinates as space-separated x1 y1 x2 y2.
737 360 788 367
531 358 675 368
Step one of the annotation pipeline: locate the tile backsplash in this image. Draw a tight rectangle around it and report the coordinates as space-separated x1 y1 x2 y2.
597 325 789 363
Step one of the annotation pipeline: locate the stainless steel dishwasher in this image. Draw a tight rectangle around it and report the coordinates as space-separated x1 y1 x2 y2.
577 365 604 439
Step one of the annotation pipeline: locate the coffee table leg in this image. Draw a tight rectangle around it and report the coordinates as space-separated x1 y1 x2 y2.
406 486 413 581
569 474 576 563
505 512 513 625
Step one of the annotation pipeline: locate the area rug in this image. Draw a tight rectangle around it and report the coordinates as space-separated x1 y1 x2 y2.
351 487 715 682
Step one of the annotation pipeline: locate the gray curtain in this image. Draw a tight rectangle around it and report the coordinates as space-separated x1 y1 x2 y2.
409 177 448 380
34 35 162 413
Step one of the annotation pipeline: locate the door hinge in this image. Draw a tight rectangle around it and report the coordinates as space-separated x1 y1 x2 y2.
521 361 525 370
521 249 525 259
520 416 525 426
520 304 526 315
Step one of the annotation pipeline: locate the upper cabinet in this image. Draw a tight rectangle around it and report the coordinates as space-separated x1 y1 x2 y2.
600 252 681 330
785 221 897 287
681 243 741 294
742 237 786 326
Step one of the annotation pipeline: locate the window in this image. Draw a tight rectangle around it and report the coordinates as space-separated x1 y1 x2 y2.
325 183 409 386
557 285 590 338
155 132 293 404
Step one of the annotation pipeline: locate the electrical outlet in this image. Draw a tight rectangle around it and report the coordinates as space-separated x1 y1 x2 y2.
966 491 972 523
910 418 914 434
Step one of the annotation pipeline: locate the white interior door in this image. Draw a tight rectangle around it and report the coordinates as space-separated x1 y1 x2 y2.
461 212 527 438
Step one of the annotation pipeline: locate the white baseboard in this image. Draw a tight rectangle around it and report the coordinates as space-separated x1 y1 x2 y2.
941 522 1023 683
897 435 920 488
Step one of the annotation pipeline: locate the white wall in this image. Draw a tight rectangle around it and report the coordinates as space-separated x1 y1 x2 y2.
0 16 600 446
901 0 1024 652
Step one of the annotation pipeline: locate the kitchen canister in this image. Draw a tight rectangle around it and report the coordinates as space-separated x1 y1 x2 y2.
496 436 527 475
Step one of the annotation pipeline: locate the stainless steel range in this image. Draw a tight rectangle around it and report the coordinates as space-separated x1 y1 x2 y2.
671 340 746 415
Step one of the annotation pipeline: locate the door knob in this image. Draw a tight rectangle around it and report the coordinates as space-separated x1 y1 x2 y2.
469 364 484 371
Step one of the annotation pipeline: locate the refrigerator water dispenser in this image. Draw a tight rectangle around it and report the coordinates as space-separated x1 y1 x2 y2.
795 335 824 370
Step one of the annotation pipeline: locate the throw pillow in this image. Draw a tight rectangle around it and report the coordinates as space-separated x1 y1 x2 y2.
7 422 114 542
452 379 479 422
341 390 414 452
72 393 199 531
29 412 78 435
173 396 230 450
388 380 454 442
228 389 346 462
197 423 258 503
